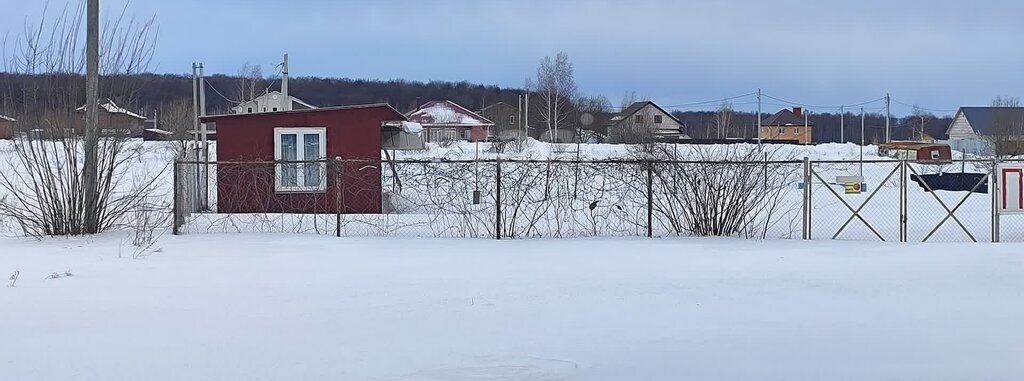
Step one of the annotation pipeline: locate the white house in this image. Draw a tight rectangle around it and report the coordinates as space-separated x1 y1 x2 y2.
231 91 317 114
604 101 688 142
945 107 1024 154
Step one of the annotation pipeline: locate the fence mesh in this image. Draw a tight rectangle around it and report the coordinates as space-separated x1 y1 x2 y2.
172 158 1022 242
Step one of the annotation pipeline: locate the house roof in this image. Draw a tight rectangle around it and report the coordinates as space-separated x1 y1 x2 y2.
947 107 1024 136
479 102 516 114
0 114 15 122
75 99 146 119
200 103 407 123
232 91 317 112
609 101 684 126
407 100 494 126
761 108 811 126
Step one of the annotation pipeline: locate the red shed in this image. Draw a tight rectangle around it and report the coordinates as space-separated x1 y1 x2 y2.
200 104 407 214
879 142 953 162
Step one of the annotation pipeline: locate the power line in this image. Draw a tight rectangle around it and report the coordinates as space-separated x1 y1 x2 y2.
205 81 242 105
604 92 757 110
761 93 885 110
890 98 958 113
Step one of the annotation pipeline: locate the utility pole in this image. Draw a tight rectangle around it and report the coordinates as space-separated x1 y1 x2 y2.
199 62 209 210
885 92 891 143
524 92 529 139
199 63 207 148
281 53 290 111
860 107 865 177
82 0 100 234
191 63 199 142
840 106 845 143
756 88 762 145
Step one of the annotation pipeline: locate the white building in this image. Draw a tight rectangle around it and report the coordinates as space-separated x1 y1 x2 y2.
231 91 317 114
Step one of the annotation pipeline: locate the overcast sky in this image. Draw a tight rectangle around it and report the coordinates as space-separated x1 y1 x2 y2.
2 0 1020 116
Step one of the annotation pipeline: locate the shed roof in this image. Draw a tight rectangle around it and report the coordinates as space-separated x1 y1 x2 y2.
610 101 684 126
200 103 406 123
0 114 15 122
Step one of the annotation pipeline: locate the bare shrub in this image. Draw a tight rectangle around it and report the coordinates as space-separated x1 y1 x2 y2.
629 143 800 238
0 3 160 237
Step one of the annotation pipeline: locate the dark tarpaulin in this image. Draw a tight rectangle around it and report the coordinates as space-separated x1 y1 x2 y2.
910 173 989 193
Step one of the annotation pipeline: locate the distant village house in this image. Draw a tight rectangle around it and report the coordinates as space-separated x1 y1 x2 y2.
945 106 1024 155
0 114 15 140
232 91 317 114
759 107 812 144
602 101 688 143
407 100 494 143
75 99 147 137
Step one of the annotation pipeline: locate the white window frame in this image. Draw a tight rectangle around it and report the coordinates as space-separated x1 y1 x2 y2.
274 127 327 193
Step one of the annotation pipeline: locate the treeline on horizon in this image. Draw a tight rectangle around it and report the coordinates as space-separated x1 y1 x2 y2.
0 72 953 143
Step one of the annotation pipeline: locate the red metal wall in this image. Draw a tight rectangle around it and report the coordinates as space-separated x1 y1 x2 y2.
915 145 952 161
210 106 403 214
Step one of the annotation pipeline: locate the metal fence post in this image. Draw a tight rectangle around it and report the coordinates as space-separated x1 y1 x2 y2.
495 159 502 240
802 157 811 240
900 160 907 242
992 159 1000 243
646 160 653 238
172 160 181 235
335 159 342 238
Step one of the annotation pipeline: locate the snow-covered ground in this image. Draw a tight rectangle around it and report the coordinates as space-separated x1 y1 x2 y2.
3 233 1023 380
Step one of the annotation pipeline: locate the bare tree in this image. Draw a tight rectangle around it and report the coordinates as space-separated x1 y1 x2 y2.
236 62 263 104
714 102 734 139
0 1 160 236
576 95 612 113
908 105 932 141
620 91 640 110
527 52 578 141
158 97 194 155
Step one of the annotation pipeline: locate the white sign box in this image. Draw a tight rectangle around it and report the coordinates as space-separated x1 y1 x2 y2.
999 164 1024 215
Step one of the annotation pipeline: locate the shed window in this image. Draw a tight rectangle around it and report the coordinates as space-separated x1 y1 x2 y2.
509 115 516 125
635 115 644 124
273 107 278 112
931 149 940 160
274 127 326 193
247 107 253 113
654 115 663 124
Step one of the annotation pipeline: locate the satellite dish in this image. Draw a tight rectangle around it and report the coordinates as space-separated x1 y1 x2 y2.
580 113 594 126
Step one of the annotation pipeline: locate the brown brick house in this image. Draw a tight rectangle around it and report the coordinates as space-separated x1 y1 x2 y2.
760 107 812 144
74 99 147 138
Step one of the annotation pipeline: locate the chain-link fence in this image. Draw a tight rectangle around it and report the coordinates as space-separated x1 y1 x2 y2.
173 158 1021 242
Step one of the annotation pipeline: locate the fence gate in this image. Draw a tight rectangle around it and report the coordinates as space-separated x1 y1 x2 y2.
905 159 994 242
807 160 903 241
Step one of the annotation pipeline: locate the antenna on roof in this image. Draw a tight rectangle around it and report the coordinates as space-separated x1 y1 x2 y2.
281 54 290 111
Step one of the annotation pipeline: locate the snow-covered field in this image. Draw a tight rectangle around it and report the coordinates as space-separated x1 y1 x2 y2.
2 233 1023 380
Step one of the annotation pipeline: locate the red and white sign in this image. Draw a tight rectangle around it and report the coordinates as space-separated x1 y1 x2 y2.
999 164 1024 215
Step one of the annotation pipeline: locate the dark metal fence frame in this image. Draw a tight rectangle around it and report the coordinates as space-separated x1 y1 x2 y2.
172 157 1023 242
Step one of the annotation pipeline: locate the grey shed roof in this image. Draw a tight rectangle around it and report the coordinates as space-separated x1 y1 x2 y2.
950 107 1024 136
